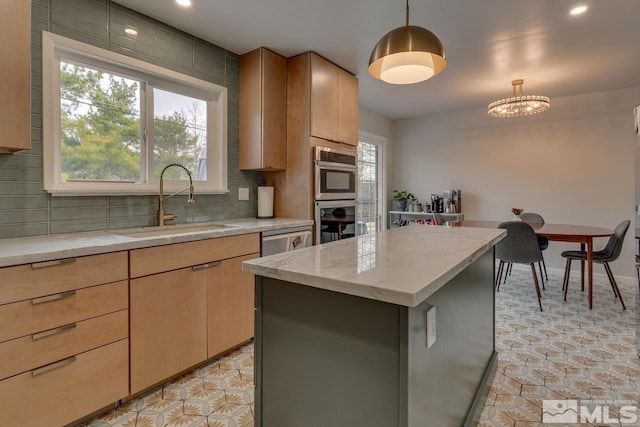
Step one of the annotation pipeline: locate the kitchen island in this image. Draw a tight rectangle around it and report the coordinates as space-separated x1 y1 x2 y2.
243 224 505 427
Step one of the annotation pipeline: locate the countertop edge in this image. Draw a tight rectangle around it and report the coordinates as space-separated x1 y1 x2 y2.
244 228 506 307
0 218 313 268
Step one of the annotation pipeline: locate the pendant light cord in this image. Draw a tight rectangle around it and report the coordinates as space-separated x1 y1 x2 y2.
406 0 410 26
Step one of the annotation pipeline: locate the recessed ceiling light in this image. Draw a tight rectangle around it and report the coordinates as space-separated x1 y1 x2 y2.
124 27 138 36
570 5 588 15
176 0 192 6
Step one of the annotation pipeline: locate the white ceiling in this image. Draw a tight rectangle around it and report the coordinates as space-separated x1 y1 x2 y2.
113 0 640 120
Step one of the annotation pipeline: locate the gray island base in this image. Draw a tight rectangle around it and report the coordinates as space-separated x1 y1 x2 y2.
244 225 505 427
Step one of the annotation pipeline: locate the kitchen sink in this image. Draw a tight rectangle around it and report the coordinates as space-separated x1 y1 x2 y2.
113 223 232 238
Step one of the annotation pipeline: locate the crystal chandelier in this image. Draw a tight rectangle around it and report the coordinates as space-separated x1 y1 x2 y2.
488 79 550 118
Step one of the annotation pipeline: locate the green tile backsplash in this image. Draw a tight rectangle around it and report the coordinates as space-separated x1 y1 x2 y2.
0 0 262 239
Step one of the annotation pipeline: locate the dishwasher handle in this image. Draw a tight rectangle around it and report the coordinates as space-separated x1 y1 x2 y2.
262 231 310 243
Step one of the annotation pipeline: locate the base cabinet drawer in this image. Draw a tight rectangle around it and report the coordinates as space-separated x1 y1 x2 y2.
0 310 128 381
0 251 128 305
0 339 129 427
0 280 128 343
129 233 260 278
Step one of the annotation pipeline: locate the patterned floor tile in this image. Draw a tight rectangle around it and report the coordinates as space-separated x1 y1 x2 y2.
480 267 639 427
83 343 255 427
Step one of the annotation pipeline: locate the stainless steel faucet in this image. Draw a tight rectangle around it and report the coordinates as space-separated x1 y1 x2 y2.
157 163 195 226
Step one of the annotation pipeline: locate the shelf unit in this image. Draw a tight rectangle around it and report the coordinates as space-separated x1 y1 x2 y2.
389 211 464 227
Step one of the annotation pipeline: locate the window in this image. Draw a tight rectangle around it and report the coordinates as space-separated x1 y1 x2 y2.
43 32 227 195
357 132 385 234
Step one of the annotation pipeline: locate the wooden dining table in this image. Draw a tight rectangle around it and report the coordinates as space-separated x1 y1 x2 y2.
451 220 613 309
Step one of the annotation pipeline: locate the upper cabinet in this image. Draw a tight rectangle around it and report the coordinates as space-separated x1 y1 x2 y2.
309 54 338 142
307 53 358 146
240 47 287 170
0 0 31 153
336 67 359 145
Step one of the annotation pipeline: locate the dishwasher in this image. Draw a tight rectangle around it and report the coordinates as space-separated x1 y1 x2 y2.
261 226 313 256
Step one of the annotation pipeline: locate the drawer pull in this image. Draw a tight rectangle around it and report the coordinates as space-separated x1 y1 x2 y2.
31 323 77 341
31 290 76 305
31 258 76 269
32 356 76 376
192 261 222 271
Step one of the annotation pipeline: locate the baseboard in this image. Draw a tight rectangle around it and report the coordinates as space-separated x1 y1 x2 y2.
464 351 498 427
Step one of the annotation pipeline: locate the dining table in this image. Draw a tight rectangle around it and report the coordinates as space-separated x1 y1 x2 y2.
451 220 613 309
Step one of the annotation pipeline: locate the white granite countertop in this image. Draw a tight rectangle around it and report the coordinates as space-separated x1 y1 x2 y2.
243 224 505 307
0 218 313 268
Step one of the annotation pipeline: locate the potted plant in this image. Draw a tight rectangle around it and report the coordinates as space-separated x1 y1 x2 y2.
392 189 415 211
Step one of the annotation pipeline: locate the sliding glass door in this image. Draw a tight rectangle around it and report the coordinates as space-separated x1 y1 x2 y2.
357 133 385 235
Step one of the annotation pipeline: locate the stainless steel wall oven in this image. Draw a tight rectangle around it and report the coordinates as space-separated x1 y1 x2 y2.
314 146 358 244
315 200 357 244
314 147 357 201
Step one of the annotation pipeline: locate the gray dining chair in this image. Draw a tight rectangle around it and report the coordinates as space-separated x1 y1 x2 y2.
519 212 549 284
561 220 629 310
495 221 544 311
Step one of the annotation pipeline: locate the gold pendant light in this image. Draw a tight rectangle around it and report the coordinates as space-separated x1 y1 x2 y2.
368 0 447 85
488 79 550 117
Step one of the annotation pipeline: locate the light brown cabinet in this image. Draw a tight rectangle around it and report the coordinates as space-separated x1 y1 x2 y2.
129 234 260 393
0 0 31 153
240 47 287 170
130 266 208 394
0 252 129 427
207 253 259 357
0 339 129 427
310 54 339 142
308 53 359 146
337 67 359 145
265 53 358 220
0 232 261 424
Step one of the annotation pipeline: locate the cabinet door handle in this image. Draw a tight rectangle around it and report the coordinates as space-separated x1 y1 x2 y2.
192 261 222 271
31 356 76 377
31 323 77 341
31 258 76 269
31 290 76 305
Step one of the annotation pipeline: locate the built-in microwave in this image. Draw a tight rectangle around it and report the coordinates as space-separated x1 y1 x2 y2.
314 146 357 200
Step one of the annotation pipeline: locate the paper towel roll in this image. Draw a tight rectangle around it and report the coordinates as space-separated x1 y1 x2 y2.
257 186 274 218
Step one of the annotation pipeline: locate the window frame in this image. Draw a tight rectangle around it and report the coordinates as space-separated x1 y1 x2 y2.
42 31 228 195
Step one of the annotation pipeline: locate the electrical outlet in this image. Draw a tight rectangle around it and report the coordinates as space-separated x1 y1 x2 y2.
239 187 249 201
426 306 436 348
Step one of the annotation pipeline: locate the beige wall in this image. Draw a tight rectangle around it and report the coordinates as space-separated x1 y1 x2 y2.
359 106 394 141
392 86 640 277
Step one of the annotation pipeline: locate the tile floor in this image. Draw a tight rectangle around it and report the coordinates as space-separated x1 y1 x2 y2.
478 266 639 427
85 267 639 427
84 345 255 427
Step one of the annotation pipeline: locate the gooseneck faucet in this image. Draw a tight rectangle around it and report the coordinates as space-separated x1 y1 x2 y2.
157 163 195 226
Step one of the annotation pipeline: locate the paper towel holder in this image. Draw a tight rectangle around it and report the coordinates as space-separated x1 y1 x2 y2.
257 184 275 219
